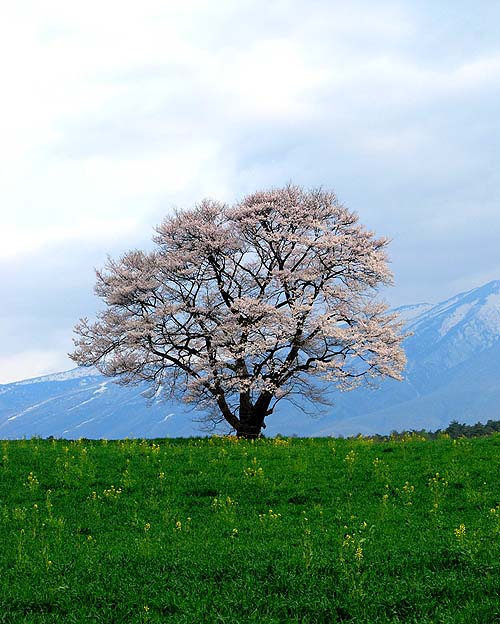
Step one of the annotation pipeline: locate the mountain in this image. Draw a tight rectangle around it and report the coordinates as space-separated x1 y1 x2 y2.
391 302 434 323
0 368 201 439
1 280 500 439
312 279 500 436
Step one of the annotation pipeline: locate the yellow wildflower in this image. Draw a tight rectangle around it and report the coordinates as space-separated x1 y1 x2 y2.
454 523 466 539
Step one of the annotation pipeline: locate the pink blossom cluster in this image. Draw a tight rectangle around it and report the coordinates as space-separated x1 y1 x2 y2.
71 185 406 436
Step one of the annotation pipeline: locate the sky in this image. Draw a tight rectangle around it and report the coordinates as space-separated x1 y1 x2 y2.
1 0 499 384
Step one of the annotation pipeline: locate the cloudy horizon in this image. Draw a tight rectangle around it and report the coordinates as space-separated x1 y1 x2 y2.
1 1 499 384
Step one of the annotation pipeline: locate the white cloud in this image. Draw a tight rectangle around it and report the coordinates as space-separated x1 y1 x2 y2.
0 350 72 385
0 217 140 260
0 1 499 382
209 38 330 120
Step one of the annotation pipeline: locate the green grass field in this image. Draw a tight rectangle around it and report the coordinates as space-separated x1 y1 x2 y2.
1 434 499 623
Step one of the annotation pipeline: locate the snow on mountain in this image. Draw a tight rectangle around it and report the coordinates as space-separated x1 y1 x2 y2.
315 279 500 435
392 302 433 323
0 368 204 439
401 280 500 382
11 367 103 386
1 280 500 439
408 280 500 336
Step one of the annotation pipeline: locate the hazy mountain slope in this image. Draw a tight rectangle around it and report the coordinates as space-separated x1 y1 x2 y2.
1 280 500 439
0 369 202 439
309 280 500 435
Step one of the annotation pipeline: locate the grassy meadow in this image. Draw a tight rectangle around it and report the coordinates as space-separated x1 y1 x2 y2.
1 434 500 623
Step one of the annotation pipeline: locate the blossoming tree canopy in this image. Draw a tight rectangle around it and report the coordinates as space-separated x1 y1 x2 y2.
71 185 406 438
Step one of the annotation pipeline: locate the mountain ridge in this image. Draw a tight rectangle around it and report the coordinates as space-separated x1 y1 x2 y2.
1 279 500 438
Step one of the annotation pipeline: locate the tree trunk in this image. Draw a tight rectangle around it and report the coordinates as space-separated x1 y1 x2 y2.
236 420 262 439
236 392 271 438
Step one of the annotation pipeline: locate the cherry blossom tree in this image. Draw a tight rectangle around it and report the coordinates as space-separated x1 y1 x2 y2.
71 185 406 438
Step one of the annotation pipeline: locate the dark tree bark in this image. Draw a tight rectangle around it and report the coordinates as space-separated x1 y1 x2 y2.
236 392 271 438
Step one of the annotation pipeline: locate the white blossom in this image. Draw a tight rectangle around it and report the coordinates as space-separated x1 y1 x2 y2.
71 185 406 437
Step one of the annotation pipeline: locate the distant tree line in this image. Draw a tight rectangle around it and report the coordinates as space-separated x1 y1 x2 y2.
364 419 500 441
